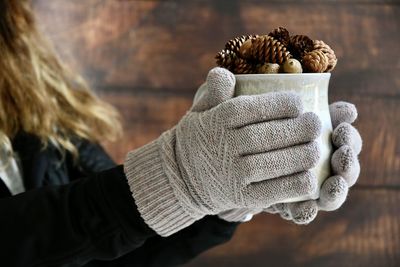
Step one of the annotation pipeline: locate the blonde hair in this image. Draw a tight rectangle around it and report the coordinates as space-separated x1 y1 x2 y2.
0 0 122 157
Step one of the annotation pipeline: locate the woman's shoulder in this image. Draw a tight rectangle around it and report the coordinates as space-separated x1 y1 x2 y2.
69 137 117 177
9 132 116 191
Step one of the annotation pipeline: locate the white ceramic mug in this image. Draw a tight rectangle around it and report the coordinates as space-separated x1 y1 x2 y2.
235 73 333 202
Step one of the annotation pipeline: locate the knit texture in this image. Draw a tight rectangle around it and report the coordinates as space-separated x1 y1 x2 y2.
332 122 362 154
286 200 318 224
125 67 322 234
124 134 200 237
318 175 348 211
331 145 360 187
176 92 321 210
261 101 362 224
329 101 358 128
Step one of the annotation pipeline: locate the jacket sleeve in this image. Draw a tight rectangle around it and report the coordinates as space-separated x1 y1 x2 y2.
73 141 240 267
86 216 239 267
1 165 156 267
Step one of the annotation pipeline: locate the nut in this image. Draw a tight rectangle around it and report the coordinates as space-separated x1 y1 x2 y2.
282 58 303 73
258 63 280 74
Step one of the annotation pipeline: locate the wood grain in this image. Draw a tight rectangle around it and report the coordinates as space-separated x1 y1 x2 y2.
32 0 400 266
186 189 400 267
34 0 400 96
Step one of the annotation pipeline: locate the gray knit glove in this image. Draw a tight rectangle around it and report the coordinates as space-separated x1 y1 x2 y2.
124 67 321 236
219 102 362 223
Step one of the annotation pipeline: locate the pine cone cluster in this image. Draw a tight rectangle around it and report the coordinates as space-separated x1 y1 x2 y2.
215 27 337 74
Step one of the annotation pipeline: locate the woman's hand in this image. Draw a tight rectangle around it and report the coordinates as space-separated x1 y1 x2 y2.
218 102 362 223
124 67 321 236
265 101 362 224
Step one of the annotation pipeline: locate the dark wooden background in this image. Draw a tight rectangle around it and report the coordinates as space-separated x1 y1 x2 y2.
32 0 400 266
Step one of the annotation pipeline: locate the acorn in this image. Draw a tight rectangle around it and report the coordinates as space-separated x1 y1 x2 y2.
282 58 303 73
258 63 280 74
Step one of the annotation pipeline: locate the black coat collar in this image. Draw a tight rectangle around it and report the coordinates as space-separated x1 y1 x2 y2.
3 132 115 196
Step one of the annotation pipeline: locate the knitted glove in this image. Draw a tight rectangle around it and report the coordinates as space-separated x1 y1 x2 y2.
219 102 362 223
124 67 321 236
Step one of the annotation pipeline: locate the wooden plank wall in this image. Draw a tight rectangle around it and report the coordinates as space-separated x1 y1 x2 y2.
33 0 400 266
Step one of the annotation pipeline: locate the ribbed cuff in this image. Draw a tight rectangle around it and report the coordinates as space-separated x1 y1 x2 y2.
124 136 198 237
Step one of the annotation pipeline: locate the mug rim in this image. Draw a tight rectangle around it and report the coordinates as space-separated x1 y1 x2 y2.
235 73 331 78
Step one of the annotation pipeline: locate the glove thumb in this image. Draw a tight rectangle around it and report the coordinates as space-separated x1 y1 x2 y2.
191 67 236 112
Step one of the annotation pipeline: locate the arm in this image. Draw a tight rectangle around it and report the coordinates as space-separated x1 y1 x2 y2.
1 165 156 267
86 216 238 267
2 67 320 266
80 67 320 266
122 216 238 267
26 66 316 266
74 140 240 267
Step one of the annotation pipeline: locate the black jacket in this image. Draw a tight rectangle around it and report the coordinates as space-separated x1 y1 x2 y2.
0 132 238 266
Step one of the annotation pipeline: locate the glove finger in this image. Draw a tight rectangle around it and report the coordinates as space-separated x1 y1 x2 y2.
239 142 320 183
261 203 292 219
235 112 321 155
218 208 260 222
267 203 294 221
332 122 362 155
329 101 358 128
191 67 236 112
192 83 207 106
218 91 303 129
318 175 349 211
276 204 293 220
286 200 319 224
263 205 282 214
245 171 317 207
331 145 360 187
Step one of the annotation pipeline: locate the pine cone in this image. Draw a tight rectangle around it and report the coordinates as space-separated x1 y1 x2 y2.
232 58 257 74
303 50 329 72
239 35 292 64
215 49 238 71
233 58 258 74
225 35 258 54
268 27 290 47
313 40 337 72
289 34 314 59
